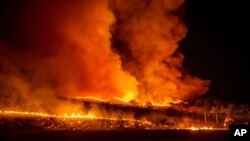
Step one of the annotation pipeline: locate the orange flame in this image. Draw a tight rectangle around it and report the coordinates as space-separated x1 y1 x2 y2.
0 110 137 121
0 0 209 114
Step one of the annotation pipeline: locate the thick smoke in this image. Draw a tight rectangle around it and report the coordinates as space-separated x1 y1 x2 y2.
0 0 209 113
0 0 138 112
111 0 210 104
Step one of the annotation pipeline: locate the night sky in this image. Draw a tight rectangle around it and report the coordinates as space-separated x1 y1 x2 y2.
180 0 250 104
0 0 249 104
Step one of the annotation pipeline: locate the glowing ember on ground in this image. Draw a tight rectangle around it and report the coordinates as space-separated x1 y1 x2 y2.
186 126 228 131
189 126 213 131
0 110 136 121
0 110 155 130
0 110 50 117
0 110 228 131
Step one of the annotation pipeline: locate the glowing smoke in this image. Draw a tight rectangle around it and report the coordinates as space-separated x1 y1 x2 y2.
111 0 210 104
0 0 209 112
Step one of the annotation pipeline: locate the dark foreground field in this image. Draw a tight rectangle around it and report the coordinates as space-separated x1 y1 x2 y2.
0 130 229 141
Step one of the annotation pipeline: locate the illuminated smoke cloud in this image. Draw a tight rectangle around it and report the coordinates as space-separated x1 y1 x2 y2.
111 0 210 104
0 0 209 112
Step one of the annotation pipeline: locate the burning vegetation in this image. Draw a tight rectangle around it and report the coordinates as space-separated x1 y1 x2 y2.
2 0 246 130
2 98 247 130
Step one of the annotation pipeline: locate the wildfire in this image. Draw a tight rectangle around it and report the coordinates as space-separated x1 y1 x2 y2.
0 110 135 121
150 102 171 107
74 96 134 105
112 97 130 104
189 126 214 131
0 0 212 131
75 96 182 107
0 110 155 130
0 110 228 131
74 96 108 103
0 110 50 117
0 0 210 114
74 95 187 108
187 126 228 131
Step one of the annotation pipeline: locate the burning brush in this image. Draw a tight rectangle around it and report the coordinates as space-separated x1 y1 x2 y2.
0 0 215 131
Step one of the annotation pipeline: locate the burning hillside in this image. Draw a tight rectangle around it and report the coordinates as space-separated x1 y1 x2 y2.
1 97 239 130
0 0 214 130
0 0 209 111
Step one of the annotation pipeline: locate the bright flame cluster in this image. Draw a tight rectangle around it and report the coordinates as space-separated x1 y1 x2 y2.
74 96 183 107
0 110 154 130
189 126 214 131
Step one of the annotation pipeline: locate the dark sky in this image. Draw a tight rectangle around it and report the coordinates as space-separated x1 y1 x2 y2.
180 0 250 104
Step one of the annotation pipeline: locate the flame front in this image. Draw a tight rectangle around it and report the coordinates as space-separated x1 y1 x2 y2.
0 110 132 121
0 110 155 130
1 110 226 130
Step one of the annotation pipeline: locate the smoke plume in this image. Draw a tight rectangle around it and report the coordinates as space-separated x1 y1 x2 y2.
111 0 210 104
0 0 209 113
